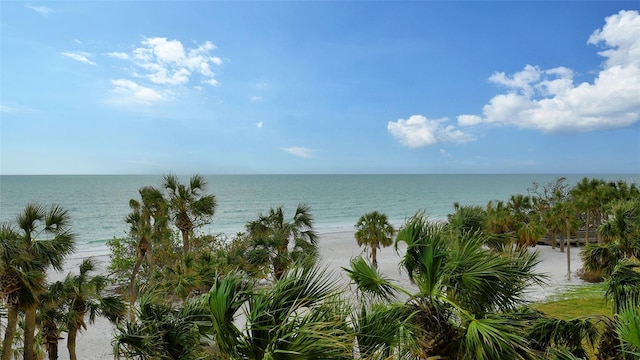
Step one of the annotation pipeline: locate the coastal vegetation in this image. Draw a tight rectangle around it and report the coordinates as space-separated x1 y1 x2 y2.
1 175 639 359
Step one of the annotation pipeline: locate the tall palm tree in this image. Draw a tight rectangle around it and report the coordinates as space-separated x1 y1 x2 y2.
354 211 395 269
125 186 169 320
554 198 578 280
246 204 318 280
1 224 37 360
162 174 217 255
571 177 598 245
61 258 126 360
1 204 75 360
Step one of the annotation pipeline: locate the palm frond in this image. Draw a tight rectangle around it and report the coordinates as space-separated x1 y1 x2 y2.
460 313 536 360
343 256 400 302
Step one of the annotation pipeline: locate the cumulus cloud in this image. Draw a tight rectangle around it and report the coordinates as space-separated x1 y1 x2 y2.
457 10 640 133
256 121 264 128
282 147 315 158
27 4 53 16
387 115 475 148
104 36 223 107
110 79 164 105
124 37 222 86
61 51 96 65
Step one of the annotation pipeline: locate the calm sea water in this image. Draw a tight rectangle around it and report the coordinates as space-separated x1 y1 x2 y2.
1 174 637 257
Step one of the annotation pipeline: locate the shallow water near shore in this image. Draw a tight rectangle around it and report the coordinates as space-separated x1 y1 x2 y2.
1 174 637 259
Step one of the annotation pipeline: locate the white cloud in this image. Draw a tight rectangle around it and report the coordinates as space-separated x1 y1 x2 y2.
203 78 219 86
106 52 131 60
61 51 96 65
439 149 452 158
124 37 222 86
1 104 18 113
458 10 640 133
110 79 164 105
457 114 483 126
387 115 474 148
282 147 315 158
256 121 264 128
105 36 223 107
27 4 53 16
250 96 263 102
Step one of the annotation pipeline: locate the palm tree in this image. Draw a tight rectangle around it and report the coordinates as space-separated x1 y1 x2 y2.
571 177 598 245
348 212 546 359
448 202 488 235
354 211 395 269
581 199 640 279
61 258 126 360
207 265 353 359
1 204 75 360
246 204 318 280
554 198 578 280
162 173 217 255
113 291 211 359
38 281 67 360
125 186 169 320
1 224 36 360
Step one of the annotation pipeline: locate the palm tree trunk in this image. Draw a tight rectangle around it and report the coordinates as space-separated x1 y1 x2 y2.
551 233 557 249
129 252 144 321
559 233 565 253
67 330 78 360
47 341 58 360
181 229 190 255
1 306 18 360
23 306 37 360
371 247 378 269
44 322 59 360
566 220 571 281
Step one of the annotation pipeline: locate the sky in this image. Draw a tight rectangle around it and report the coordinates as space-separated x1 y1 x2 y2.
1 1 639 175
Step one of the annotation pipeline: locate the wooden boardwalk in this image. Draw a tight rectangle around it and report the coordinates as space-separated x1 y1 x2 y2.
537 230 595 247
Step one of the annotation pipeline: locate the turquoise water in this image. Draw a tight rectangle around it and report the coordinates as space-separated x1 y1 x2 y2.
1 174 637 256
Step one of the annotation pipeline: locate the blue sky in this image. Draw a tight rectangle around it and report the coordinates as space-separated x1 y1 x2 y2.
1 1 639 175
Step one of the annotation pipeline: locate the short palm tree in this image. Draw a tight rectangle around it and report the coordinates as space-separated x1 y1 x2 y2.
38 281 67 360
447 202 488 236
61 258 126 360
113 291 211 359
581 199 640 278
1 204 75 360
354 211 395 269
207 265 353 359
347 212 546 359
246 204 318 280
163 173 217 255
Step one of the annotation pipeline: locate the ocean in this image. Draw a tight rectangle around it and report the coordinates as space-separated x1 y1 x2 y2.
1 174 637 258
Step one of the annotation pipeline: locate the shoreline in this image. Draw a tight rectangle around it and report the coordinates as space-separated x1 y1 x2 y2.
48 230 585 360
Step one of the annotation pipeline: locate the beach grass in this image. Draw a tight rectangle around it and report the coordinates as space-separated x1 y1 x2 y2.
533 282 612 319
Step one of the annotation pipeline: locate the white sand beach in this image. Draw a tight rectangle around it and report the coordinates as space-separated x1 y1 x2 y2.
48 231 585 360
